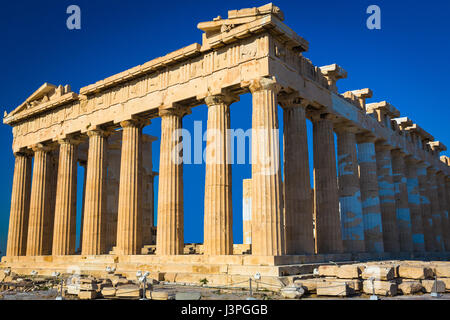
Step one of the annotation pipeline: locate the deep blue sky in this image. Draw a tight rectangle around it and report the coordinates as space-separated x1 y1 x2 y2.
0 0 449 256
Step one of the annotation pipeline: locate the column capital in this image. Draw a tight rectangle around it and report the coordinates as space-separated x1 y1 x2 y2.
278 93 309 109
375 141 395 151
30 143 54 153
86 128 112 138
57 136 84 146
159 105 191 118
391 148 407 157
204 93 239 107
13 149 32 157
334 120 359 134
249 76 281 94
356 132 377 144
119 118 150 129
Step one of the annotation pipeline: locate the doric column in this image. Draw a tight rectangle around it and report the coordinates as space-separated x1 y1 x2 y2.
249 77 285 256
6 152 32 256
45 151 58 254
52 138 79 255
417 163 436 251
356 135 384 253
203 94 235 256
391 150 413 252
156 107 186 255
427 168 445 251
78 160 87 252
81 129 109 255
280 97 314 254
116 119 147 255
375 142 400 253
335 126 365 253
26 144 53 256
404 158 425 252
446 177 450 241
242 179 252 245
312 113 343 254
437 172 450 251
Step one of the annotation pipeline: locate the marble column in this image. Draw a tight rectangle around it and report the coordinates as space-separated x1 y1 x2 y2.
375 143 400 253
242 179 252 245
281 97 314 254
116 119 146 255
106 145 120 252
437 172 450 251
417 163 436 251
52 139 79 255
81 130 108 255
203 94 234 256
428 168 445 251
356 135 384 253
313 113 343 254
404 158 425 252
45 151 58 254
6 152 32 256
249 77 285 256
335 127 365 253
446 177 450 240
156 107 185 255
78 160 87 252
391 150 413 252
26 145 52 256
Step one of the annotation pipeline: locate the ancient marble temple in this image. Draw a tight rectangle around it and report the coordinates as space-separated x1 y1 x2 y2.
2 4 450 283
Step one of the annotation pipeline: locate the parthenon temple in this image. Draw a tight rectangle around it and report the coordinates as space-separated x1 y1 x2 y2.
2 4 450 284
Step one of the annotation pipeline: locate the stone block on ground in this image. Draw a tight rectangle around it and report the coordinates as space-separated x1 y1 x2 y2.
438 278 450 292
323 278 362 292
421 280 446 293
78 290 97 300
398 266 433 280
66 284 80 295
317 265 339 277
336 265 362 279
101 286 116 298
293 279 318 293
435 266 450 278
175 292 202 300
362 266 395 281
398 280 423 295
280 286 305 299
362 280 397 296
150 290 175 300
116 284 142 298
316 281 350 297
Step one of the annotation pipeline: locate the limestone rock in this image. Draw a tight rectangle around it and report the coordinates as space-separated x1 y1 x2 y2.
66 284 80 295
336 265 362 279
78 290 97 300
323 278 361 292
421 280 446 293
438 278 450 292
398 266 433 280
398 280 423 295
150 290 175 300
116 284 142 298
316 281 350 297
362 266 395 281
101 286 116 298
280 286 305 299
435 266 450 278
362 280 397 296
293 279 318 292
318 265 339 277
175 292 202 300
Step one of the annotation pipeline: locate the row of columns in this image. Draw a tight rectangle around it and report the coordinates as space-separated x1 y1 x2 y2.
6 76 450 257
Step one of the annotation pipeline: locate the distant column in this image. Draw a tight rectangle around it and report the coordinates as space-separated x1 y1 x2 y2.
417 163 436 251
375 143 400 253
78 160 87 252
249 77 285 256
26 145 52 256
437 172 450 251
242 179 252 245
106 146 120 252
404 157 425 252
52 138 79 255
428 168 445 251
156 107 186 255
281 97 314 254
6 152 32 256
203 94 235 256
356 135 384 253
82 129 109 255
335 127 365 253
391 149 413 252
313 113 343 254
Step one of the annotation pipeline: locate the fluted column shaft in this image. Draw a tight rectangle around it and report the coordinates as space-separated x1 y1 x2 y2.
6 153 32 256
357 136 384 253
437 173 450 251
391 150 413 252
427 168 445 251
249 77 285 256
81 130 108 255
79 160 87 251
203 95 234 255
52 139 78 255
106 147 120 251
313 114 343 253
281 99 314 254
116 120 145 255
375 143 400 253
336 129 365 253
404 158 425 252
156 108 185 255
26 146 52 256
417 163 436 251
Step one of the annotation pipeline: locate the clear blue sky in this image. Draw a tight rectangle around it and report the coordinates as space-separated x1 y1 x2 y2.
0 0 449 256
